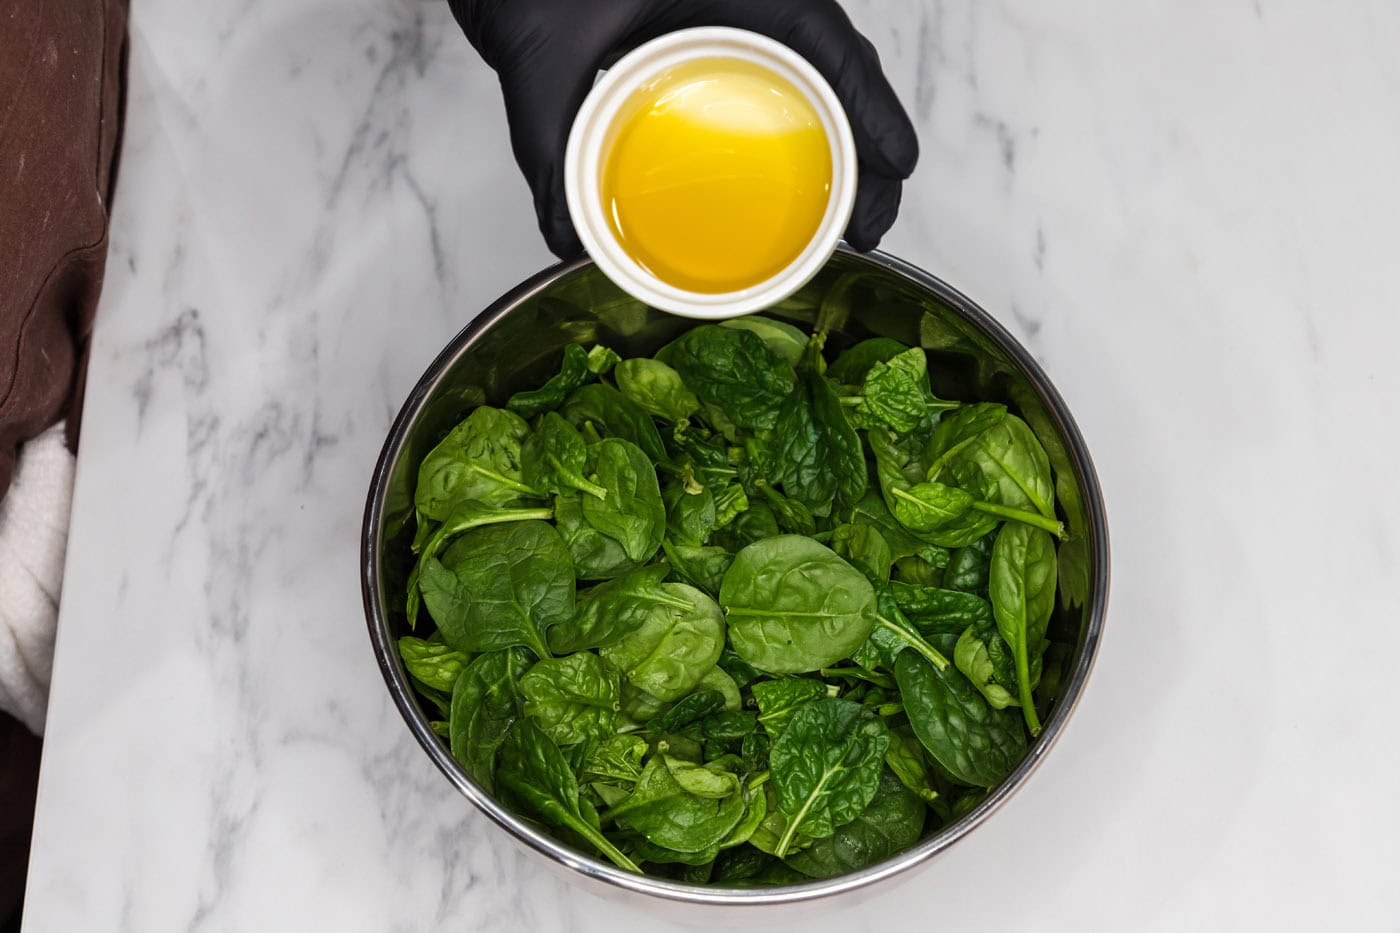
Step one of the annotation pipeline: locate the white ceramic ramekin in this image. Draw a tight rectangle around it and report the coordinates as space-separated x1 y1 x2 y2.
564 27 857 320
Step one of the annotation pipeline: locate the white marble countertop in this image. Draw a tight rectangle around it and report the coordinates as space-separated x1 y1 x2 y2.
22 1 1400 929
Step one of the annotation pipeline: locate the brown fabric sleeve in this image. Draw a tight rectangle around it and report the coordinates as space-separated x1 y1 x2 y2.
0 0 129 921
0 0 129 501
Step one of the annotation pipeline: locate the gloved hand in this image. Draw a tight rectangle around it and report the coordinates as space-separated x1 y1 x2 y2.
449 0 919 259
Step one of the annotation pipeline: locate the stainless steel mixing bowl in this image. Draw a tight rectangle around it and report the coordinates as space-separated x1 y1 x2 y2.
362 248 1109 906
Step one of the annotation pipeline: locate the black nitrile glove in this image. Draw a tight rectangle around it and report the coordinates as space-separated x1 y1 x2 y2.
449 0 919 258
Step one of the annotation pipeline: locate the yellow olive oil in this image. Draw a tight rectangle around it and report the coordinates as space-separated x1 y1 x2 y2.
600 57 832 294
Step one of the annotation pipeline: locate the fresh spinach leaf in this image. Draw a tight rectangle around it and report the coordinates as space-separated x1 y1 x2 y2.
520 652 622 747
851 584 951 673
873 425 1060 543
923 403 1008 480
712 500 782 551
626 837 721 867
1009 385 1091 609
769 698 890 856
620 681 669 725
721 536 877 673
397 636 470 693
449 648 531 793
660 540 733 596
582 438 666 563
895 647 1026 788
586 344 621 375
549 565 694 654
561 383 667 463
848 490 950 566
891 555 945 587
753 480 816 536
415 406 542 520
752 678 829 740
598 582 725 701
415 499 556 562
783 769 924 878
847 348 958 434
716 648 765 689
953 618 1020 710
821 665 896 690
719 779 771 848
702 710 759 744
712 483 749 529
615 358 700 425
664 476 717 546
521 412 608 500
507 344 595 418
416 555 475 651
830 523 894 582
772 370 866 516
718 315 809 366
437 520 574 659
649 690 727 734
886 481 976 534
713 846 774 883
582 734 649 789
944 413 1056 521
989 522 1057 735
407 498 555 625
888 581 995 634
605 756 746 853
884 726 940 804
827 337 909 385
747 783 812 858
945 533 996 593
555 493 642 580
692 666 743 712
495 719 640 872
658 326 795 431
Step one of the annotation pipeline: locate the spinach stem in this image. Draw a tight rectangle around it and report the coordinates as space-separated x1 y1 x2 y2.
970 502 1065 538
820 666 897 689
569 813 642 873
925 437 981 481
600 796 644 824
875 615 950 671
776 770 831 858
423 506 555 564
838 396 962 412
891 485 964 522
467 464 546 499
550 455 607 500
1015 648 1043 737
650 592 698 612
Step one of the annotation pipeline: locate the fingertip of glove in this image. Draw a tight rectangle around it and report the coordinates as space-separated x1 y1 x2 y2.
849 87 919 180
541 214 585 261
845 173 903 252
879 116 920 180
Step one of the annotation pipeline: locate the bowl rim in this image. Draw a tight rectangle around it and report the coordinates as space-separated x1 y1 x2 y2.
362 248 1110 906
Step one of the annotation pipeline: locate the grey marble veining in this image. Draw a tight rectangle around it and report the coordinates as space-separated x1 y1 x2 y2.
23 0 1400 929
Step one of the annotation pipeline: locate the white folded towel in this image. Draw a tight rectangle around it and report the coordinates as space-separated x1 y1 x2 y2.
0 423 74 735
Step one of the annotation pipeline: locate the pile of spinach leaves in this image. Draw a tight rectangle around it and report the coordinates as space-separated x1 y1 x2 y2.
398 315 1076 885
